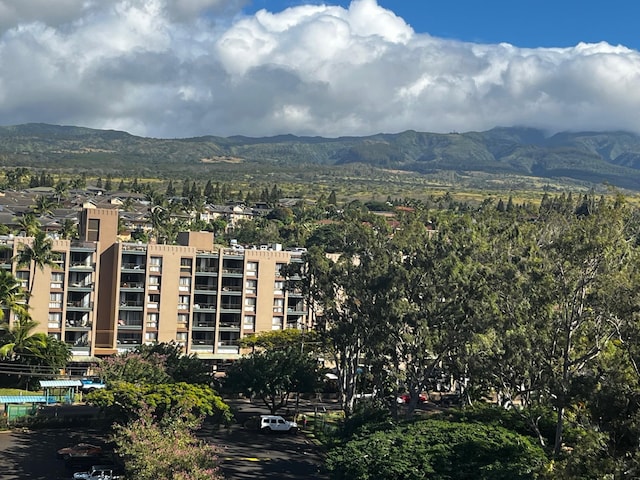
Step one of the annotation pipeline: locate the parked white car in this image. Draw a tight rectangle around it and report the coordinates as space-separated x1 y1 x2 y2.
73 464 122 480
259 415 298 433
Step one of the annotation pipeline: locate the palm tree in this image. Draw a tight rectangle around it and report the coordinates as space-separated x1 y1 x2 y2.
0 317 47 360
15 213 41 237
32 195 55 216
54 180 69 205
59 219 78 240
0 269 29 322
15 230 60 300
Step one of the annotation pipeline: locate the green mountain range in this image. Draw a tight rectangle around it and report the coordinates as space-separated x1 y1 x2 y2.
2 123 640 190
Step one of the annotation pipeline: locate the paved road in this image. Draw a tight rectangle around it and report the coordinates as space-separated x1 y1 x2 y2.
204 397 330 479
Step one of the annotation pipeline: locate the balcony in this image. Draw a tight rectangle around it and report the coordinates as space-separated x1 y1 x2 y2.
65 320 92 329
119 300 144 309
69 262 94 270
68 282 93 291
194 285 217 293
195 266 218 274
221 267 243 276
118 319 143 329
221 285 242 293
66 300 94 310
70 346 91 356
193 303 216 311
122 244 147 253
217 341 240 354
287 306 307 315
219 303 241 312
191 343 214 353
219 321 241 331
121 262 146 271
193 321 216 328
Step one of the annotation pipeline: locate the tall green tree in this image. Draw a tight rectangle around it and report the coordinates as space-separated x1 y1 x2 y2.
306 219 395 417
225 346 322 414
538 207 640 455
135 342 211 385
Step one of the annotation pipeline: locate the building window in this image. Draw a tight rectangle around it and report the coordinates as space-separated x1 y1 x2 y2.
180 257 192 273
87 219 100 241
145 332 158 343
178 295 190 310
49 293 63 309
272 317 283 330
245 279 257 294
179 277 191 292
50 272 64 289
274 281 284 295
243 315 255 330
275 263 285 277
176 332 187 343
177 313 189 328
149 276 160 290
147 293 160 309
273 298 284 313
149 256 162 273
244 297 256 312
146 313 158 328
246 261 258 276
48 312 62 328
16 271 29 289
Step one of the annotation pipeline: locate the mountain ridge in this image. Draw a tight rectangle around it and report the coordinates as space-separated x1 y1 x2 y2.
2 123 640 190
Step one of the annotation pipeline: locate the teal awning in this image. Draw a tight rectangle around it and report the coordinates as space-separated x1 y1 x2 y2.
0 396 49 403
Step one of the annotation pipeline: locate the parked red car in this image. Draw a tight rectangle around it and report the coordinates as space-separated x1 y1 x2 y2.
57 443 103 460
397 393 428 404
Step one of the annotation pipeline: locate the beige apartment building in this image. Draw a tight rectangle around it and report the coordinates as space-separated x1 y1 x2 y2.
0 208 308 368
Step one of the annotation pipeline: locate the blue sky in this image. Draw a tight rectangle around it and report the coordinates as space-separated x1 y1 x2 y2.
247 0 640 49
1 0 640 138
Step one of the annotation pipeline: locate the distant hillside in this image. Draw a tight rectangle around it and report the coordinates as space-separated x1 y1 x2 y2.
2 123 640 190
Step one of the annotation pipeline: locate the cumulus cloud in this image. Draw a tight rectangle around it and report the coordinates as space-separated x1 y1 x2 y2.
0 0 639 138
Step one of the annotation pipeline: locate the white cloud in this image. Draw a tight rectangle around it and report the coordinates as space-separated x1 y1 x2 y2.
0 0 639 138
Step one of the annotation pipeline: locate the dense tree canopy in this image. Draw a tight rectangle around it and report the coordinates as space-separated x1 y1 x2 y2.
327 416 548 480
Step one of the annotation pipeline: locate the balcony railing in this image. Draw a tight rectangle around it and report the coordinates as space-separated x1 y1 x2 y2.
67 300 94 309
221 285 242 292
219 322 241 329
121 282 144 288
193 303 216 310
69 262 94 269
122 263 145 270
119 300 144 307
65 321 92 328
221 267 243 274
194 321 216 328
220 303 241 310
195 266 218 273
118 320 143 328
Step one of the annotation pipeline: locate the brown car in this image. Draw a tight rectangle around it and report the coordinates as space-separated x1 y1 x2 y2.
56 443 102 460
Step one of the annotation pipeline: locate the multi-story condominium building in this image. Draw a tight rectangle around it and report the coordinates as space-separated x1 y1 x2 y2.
1 207 308 368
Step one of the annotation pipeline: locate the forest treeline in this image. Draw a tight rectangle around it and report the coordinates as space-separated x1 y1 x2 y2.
295 192 640 478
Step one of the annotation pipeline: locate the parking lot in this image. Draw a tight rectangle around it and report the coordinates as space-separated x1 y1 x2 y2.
0 399 329 480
